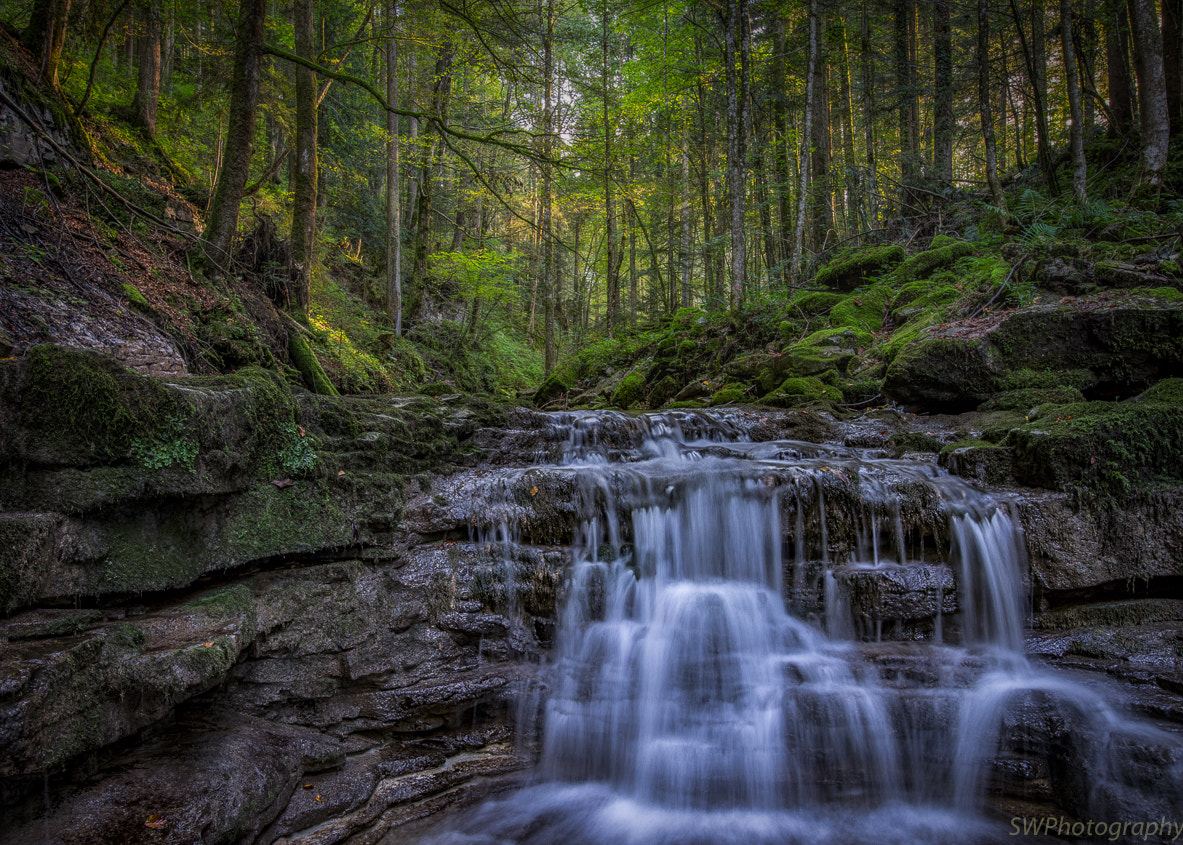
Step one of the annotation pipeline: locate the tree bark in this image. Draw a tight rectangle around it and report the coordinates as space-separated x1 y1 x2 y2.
979 0 1006 209
1009 0 1061 194
724 0 747 310
131 0 162 137
1106 0 1134 136
1128 0 1170 182
933 0 954 185
895 0 921 204
810 17 832 250
860 1 878 228
290 0 317 312
22 0 71 89
1061 0 1087 200
409 43 454 315
602 0 619 332
199 0 266 272
792 0 818 283
385 0 402 334
1164 0 1183 132
771 12 793 285
543 0 556 372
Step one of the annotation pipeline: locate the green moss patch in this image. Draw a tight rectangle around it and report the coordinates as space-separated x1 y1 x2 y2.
814 245 905 291
893 240 976 284
978 387 1086 412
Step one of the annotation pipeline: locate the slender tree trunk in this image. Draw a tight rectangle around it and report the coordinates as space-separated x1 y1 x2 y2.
860 1 878 228
724 0 747 310
385 0 402 334
543 0 556 372
410 44 454 312
22 0 71 89
933 0 953 185
681 138 692 308
1010 0 1061 193
979 0 1006 208
199 0 266 272
1061 0 1087 200
1106 0 1134 135
602 0 619 332
810 19 832 250
290 0 316 312
834 21 859 231
895 0 920 204
771 13 793 285
132 0 162 137
792 0 818 283
1128 0 1170 182
1164 0 1183 132
405 50 420 228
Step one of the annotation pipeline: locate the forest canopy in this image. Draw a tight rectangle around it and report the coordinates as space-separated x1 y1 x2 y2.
2 0 1179 389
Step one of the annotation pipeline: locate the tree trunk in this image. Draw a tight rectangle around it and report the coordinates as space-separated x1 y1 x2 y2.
1061 0 1087 200
199 0 266 272
724 0 747 310
792 0 818 283
1009 0 1061 194
543 0 556 372
810 18 832 250
772 12 793 285
1128 0 1170 182
290 0 316 312
410 44 454 315
22 0 71 89
1106 0 1134 135
385 0 402 334
979 0 1006 209
131 0 162 137
1164 0 1183 132
933 0 954 185
895 0 920 204
834 20 859 231
681 139 692 308
602 0 619 332
860 2 878 228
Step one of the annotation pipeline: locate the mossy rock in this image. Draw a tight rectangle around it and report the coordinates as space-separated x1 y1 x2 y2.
840 379 883 405
938 440 1014 485
886 432 944 456
1000 368 1095 392
647 375 681 408
883 337 1003 410
814 245 906 291
1004 398 1183 501
759 376 839 407
613 371 648 408
797 327 873 350
978 387 1086 412
534 367 574 406
710 385 747 405
1131 377 1183 404
1034 598 1183 630
419 381 454 397
894 240 976 283
829 282 893 333
669 399 708 409
788 290 846 317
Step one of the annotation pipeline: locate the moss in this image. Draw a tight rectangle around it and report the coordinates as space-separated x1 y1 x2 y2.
669 399 708 409
814 245 906 290
186 584 254 619
1146 285 1183 303
1133 378 1183 404
122 284 150 309
883 336 1002 409
940 440 1014 484
893 240 976 283
788 290 846 317
711 385 747 405
759 375 839 407
1004 398 1183 502
289 331 339 396
886 432 944 456
839 379 883 404
1034 598 1183 630
978 386 1086 412
1001 368 1095 391
647 375 681 408
613 371 648 408
534 365 576 405
797 326 874 349
420 381 454 397
829 282 893 333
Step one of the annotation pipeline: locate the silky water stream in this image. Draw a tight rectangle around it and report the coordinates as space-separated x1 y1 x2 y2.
414 411 1183 845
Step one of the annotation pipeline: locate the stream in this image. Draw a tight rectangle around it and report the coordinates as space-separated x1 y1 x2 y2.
405 410 1183 845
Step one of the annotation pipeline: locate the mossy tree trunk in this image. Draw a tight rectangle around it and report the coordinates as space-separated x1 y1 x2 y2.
978 0 1006 210
199 0 266 273
933 0 953 186
385 0 403 335
1105 0 1134 137
131 0 162 138
1128 0 1170 184
290 0 316 312
22 0 71 89
1061 0 1087 201
724 0 747 310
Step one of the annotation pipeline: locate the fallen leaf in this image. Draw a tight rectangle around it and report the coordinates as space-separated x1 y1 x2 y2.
271 478 294 489
530 485 539 497
203 642 214 648
315 795 324 802
145 814 167 829
303 783 314 789
337 470 346 476
297 425 306 437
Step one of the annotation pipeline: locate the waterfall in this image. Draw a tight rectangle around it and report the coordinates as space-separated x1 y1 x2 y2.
415 410 1183 845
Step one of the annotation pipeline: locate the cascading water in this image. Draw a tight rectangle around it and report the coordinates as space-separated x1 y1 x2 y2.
415 411 1183 845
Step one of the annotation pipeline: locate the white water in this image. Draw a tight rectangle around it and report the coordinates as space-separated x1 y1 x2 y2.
420 411 1183 845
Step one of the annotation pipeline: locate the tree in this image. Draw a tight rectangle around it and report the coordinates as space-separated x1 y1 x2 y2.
724 0 748 309
199 0 267 272
1105 0 1134 137
1061 0 1087 200
290 0 317 311
22 0 71 89
1128 0 1170 183
131 0 163 137
933 0 954 186
385 0 403 334
978 0 1006 209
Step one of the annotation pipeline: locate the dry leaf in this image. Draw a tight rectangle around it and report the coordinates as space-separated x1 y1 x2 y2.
145 814 167 829
530 485 539 497
203 642 214 648
315 795 324 802
303 783 314 789
297 425 306 437
337 470 346 476
271 478 294 489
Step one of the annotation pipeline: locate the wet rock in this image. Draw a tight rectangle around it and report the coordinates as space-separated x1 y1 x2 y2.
837 563 957 622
